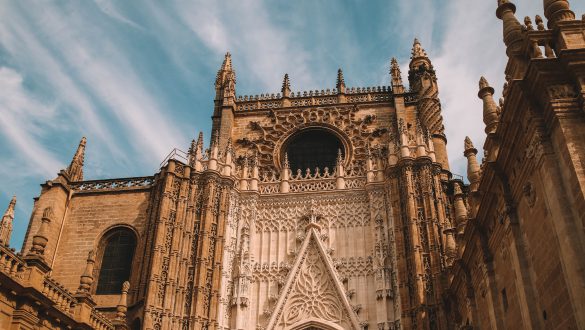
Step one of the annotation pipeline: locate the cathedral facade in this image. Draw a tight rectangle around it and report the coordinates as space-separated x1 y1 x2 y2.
0 1 584 329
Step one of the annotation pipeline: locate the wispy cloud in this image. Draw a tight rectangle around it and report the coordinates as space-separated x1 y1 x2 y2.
93 0 142 29
0 67 63 176
174 0 317 91
0 4 126 162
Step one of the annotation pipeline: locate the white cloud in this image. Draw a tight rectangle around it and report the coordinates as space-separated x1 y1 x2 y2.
0 67 63 177
174 0 318 91
0 7 127 163
0 2 183 164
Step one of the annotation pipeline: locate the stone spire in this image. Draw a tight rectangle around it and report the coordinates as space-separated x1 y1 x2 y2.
192 132 204 171
409 38 431 69
390 58 404 93
188 138 197 167
215 52 234 88
543 0 575 28
66 137 86 181
215 52 236 100
336 69 346 94
411 38 428 59
281 73 291 98
478 77 499 134
0 196 16 245
464 136 481 192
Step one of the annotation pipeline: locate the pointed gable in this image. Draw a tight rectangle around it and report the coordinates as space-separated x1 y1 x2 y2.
266 227 361 330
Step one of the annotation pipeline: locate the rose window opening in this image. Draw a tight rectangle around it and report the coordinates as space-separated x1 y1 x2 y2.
284 128 345 175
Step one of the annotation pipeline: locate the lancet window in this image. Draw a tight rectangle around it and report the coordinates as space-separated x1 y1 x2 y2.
96 227 136 294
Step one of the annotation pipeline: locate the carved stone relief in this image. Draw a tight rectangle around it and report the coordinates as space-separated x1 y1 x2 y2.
235 106 392 173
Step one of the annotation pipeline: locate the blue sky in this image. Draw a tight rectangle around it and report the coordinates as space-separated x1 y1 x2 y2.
1 0 584 249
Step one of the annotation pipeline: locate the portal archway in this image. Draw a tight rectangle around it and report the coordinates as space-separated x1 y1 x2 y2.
286 317 346 330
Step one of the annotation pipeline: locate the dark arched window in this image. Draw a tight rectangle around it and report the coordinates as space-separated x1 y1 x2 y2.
96 228 136 294
285 129 344 173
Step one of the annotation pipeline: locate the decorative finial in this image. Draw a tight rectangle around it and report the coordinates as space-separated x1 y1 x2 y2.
454 181 463 195
390 58 403 87
479 76 491 90
116 281 130 320
478 77 499 134
336 68 346 93
524 16 534 30
281 73 291 97
543 0 575 29
453 181 469 235
225 137 234 164
29 207 53 256
66 137 86 181
411 38 428 59
496 0 524 61
77 250 96 294
464 136 475 151
188 139 197 167
283 153 290 169
0 196 16 245
464 136 481 192
535 15 545 30
196 132 204 153
221 52 232 71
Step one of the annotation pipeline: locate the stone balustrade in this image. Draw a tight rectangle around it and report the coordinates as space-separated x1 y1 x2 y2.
0 244 25 280
90 308 116 330
0 244 117 329
42 276 76 314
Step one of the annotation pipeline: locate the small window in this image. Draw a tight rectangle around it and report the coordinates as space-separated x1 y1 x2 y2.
285 128 344 173
96 228 136 294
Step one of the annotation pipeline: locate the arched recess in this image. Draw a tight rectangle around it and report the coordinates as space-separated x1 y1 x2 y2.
286 317 346 330
276 125 351 173
94 226 137 295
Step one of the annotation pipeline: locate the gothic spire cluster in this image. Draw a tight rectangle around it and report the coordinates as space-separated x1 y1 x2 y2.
65 137 86 182
410 38 428 59
215 52 235 88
